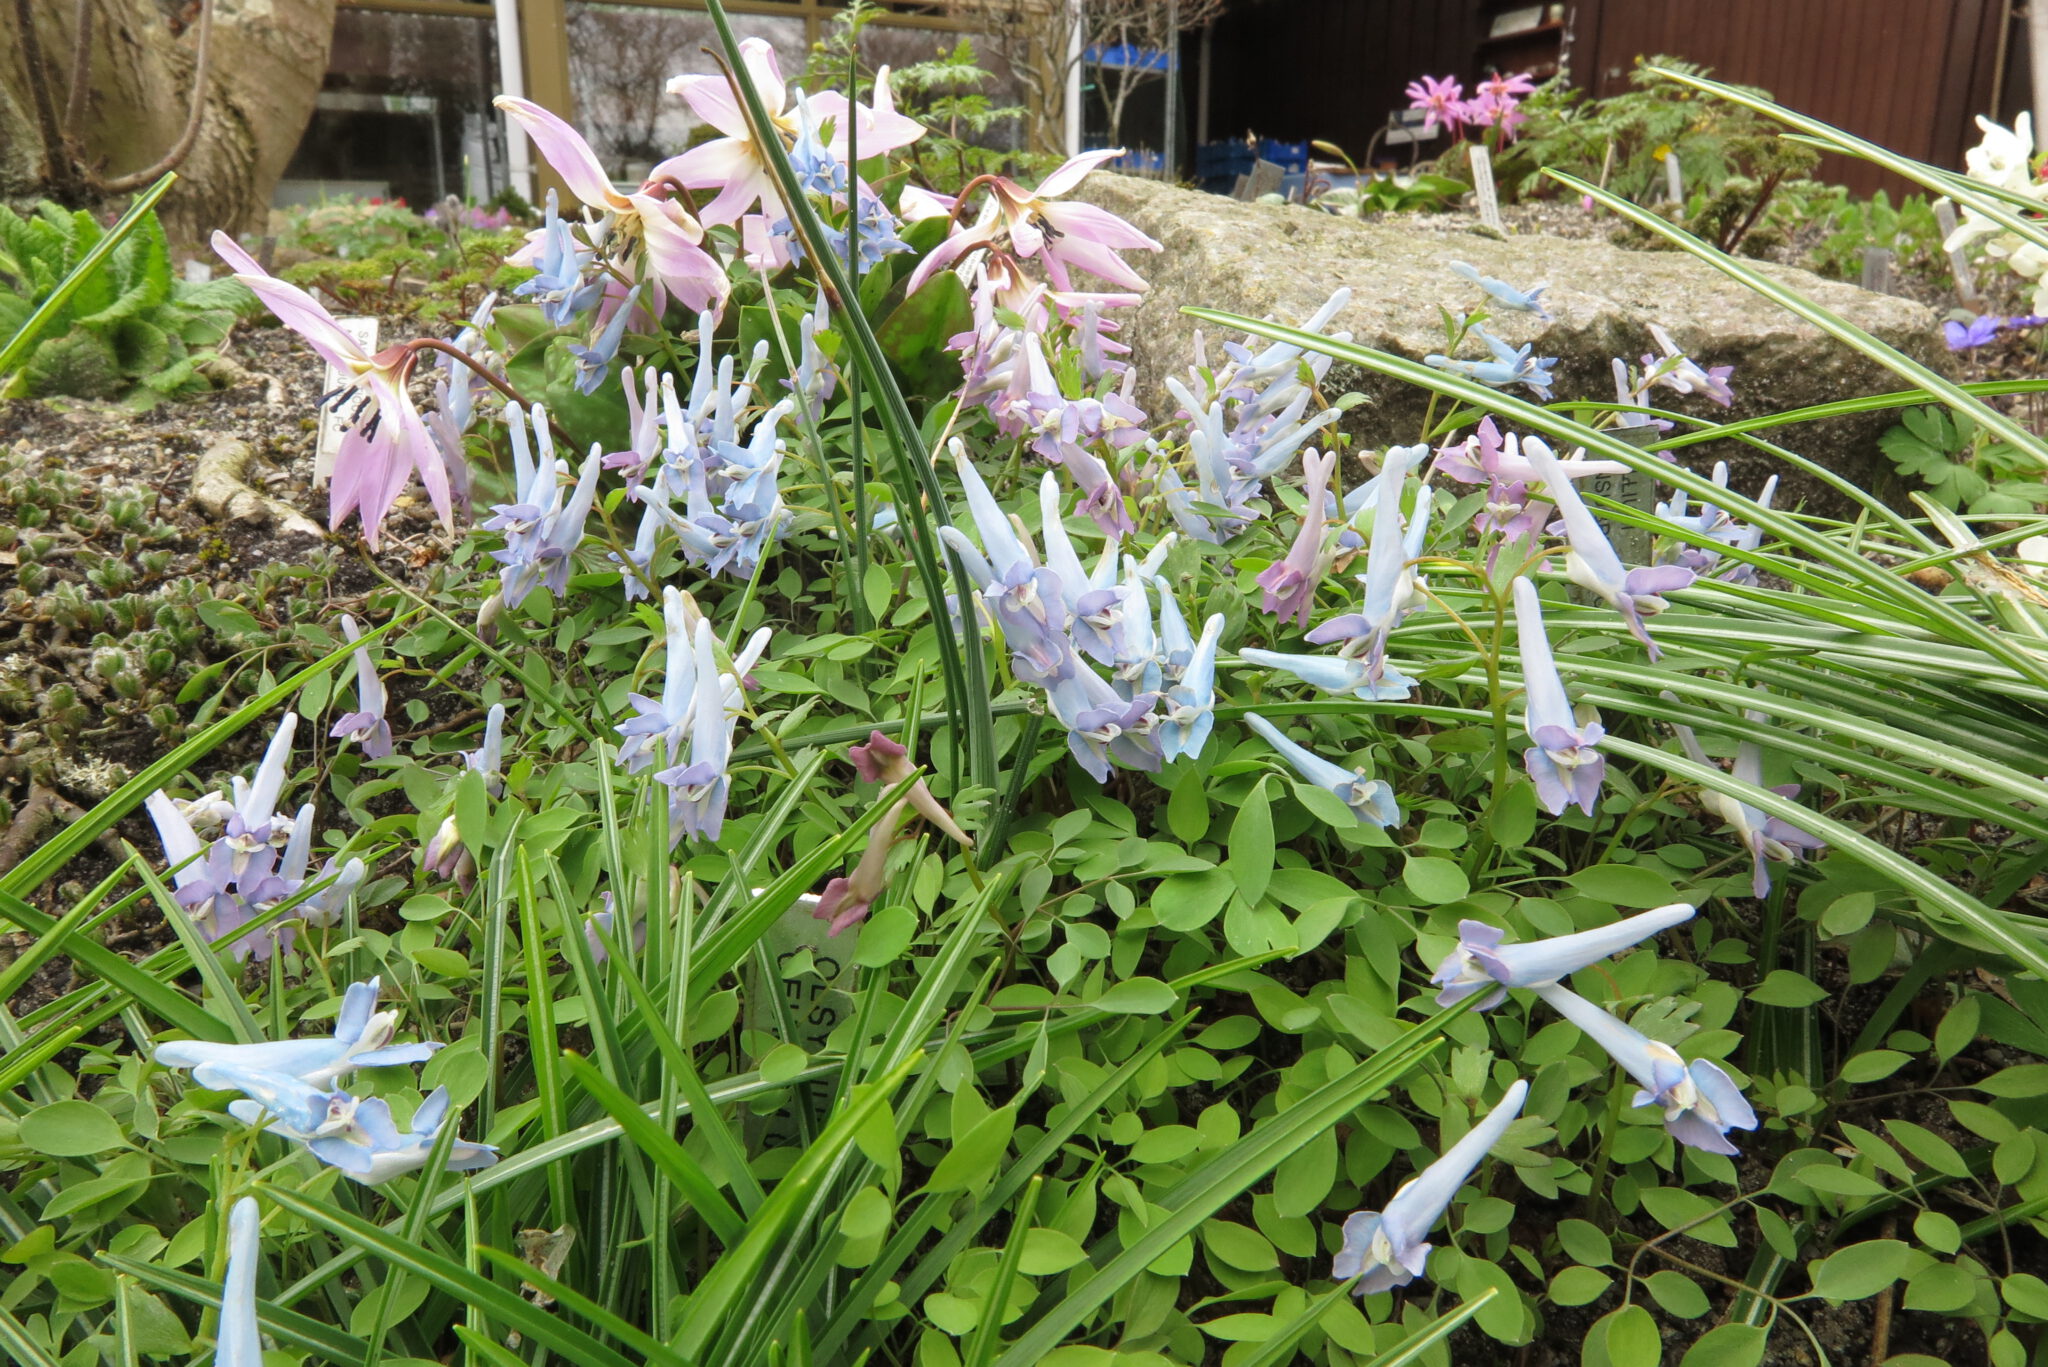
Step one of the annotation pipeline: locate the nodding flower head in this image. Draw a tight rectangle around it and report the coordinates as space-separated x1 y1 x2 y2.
1429 903 1696 1010
1536 983 1758 1155
1333 1080 1528 1295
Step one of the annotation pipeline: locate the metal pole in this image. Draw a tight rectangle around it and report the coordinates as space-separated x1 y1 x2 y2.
1065 0 1085 157
490 0 535 201
1164 0 1179 175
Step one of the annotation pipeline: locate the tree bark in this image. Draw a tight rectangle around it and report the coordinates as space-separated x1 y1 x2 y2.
0 0 337 241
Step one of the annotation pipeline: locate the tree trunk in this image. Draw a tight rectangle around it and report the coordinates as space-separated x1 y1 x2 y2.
0 0 337 242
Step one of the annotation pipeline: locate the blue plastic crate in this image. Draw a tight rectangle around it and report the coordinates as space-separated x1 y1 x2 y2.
1256 139 1309 171
1196 141 1255 177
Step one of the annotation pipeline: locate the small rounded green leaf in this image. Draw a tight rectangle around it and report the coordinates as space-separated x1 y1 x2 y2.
1600 1304 1662 1367
1549 1265 1612 1306
1810 1239 1910 1301
1093 977 1178 1014
1644 1270 1710 1319
1677 1323 1766 1367
20 1101 125 1157
1402 856 1469 905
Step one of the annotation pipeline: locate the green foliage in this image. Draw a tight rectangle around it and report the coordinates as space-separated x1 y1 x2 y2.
1879 403 2048 516
1808 188 1952 288
0 200 253 405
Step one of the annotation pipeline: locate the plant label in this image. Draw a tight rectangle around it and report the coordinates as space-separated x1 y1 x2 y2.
1664 149 1684 205
1861 247 1895 296
742 892 855 1149
1469 144 1506 235
314 317 380 488
1933 201 1979 304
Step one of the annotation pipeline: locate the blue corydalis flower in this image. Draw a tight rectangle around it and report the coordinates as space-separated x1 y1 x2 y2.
1535 982 1758 1154
486 405 604 607
1045 663 1162 781
569 287 640 396
655 618 737 842
1511 577 1606 816
939 455 1073 683
305 1085 500 1185
1240 647 1417 702
1302 444 1431 699
1425 328 1557 399
216 1198 264 1367
155 976 441 1087
1244 713 1400 827
1430 903 1697 1009
202 1062 359 1140
1524 434 1693 659
1448 260 1551 320
1157 612 1224 762
329 614 394 760
513 190 604 327
1333 1080 1528 1295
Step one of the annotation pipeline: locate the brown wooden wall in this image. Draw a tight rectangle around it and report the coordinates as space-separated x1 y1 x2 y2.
1578 0 2013 195
1202 0 1486 165
1200 0 2015 196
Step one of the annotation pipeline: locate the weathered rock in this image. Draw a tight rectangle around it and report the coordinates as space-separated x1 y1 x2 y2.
1081 174 1947 514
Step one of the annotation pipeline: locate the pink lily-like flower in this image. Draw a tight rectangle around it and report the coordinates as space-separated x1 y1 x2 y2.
1404 75 1466 137
211 232 447 550
907 150 1162 296
660 39 924 227
495 96 727 314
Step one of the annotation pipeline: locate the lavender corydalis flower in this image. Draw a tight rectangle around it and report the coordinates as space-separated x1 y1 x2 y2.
1333 1080 1528 1295
1524 435 1693 658
484 404 604 609
1257 449 1336 628
1511 577 1606 816
1425 328 1557 399
1430 903 1696 1009
1536 982 1758 1154
1671 712 1826 898
330 615 394 759
1244 713 1400 827
1157 613 1224 763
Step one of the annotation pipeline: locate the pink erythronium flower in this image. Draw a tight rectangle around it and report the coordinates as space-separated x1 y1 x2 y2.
907 150 1162 296
659 39 924 227
1404 75 1466 136
494 96 727 314
211 232 447 550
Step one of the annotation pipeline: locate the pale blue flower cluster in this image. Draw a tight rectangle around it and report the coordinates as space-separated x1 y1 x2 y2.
145 712 364 962
609 327 795 596
1157 289 1350 542
942 446 1223 780
614 586 771 842
513 189 604 326
155 978 497 1184
482 402 604 609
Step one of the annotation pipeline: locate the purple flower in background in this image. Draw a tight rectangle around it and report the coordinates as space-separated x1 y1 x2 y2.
1333 1080 1528 1295
329 615 394 760
1511 578 1607 816
1944 314 2003 351
1430 903 1696 1009
1642 324 1735 406
1535 983 1758 1155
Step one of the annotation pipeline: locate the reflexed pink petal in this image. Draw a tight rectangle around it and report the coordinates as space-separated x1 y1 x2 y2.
739 37 788 119
329 426 409 551
494 97 623 211
1045 233 1152 292
210 231 369 374
692 163 777 227
1040 201 1161 253
897 184 955 221
811 90 925 159
650 137 752 191
904 225 988 295
666 74 751 138
742 214 793 272
1035 148 1125 199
